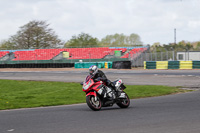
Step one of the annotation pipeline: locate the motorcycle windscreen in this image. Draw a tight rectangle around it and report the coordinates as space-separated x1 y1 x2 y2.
84 75 92 83
120 83 126 90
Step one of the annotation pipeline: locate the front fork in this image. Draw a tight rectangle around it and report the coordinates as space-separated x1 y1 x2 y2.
94 91 97 101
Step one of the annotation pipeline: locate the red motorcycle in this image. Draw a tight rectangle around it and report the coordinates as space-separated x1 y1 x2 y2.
82 75 130 111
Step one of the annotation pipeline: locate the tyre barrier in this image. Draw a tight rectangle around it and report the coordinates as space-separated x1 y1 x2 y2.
144 61 156 69
193 61 200 69
144 61 200 69
112 61 131 69
0 63 74 68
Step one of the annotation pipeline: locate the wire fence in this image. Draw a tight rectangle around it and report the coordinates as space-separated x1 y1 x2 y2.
129 50 200 67
129 51 177 67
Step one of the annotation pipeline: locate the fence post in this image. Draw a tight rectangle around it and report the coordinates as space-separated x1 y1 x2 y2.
53 53 55 64
18 54 19 64
35 53 37 64
89 52 91 62
71 54 72 63
145 52 147 61
166 51 168 60
141 52 143 67
137 52 139 67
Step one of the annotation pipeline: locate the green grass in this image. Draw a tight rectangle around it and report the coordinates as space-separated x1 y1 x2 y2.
125 85 188 99
0 79 189 110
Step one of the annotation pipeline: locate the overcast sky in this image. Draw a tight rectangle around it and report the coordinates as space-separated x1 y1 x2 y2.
0 0 200 45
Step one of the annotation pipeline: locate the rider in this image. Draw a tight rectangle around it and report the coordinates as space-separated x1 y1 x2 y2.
89 65 115 89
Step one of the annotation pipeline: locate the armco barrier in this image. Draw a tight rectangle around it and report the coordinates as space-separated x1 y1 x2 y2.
112 61 131 69
145 61 200 69
0 63 74 68
0 58 129 64
74 62 112 69
75 62 97 68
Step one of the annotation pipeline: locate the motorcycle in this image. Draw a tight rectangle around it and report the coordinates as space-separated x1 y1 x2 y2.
82 75 130 111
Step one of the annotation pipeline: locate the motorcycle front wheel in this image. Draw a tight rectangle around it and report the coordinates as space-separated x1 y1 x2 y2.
117 92 130 108
86 95 102 111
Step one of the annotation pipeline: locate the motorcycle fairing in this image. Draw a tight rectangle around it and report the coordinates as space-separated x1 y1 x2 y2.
86 91 97 97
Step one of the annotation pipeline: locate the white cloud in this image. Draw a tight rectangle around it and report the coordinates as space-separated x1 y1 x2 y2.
0 0 200 45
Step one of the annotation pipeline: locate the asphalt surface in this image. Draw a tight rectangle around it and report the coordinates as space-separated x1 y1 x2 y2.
0 91 200 133
0 69 200 133
0 69 200 87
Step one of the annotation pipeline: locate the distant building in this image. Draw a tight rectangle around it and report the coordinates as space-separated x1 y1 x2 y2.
177 51 200 61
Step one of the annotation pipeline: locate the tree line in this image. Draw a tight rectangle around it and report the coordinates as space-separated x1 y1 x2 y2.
150 41 200 53
1 20 200 51
0 20 143 50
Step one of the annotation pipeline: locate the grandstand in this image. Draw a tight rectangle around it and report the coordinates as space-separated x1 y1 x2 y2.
0 47 148 61
121 47 148 58
0 51 9 58
0 51 10 61
0 47 148 68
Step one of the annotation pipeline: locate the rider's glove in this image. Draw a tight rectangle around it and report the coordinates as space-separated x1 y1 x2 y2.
110 82 115 87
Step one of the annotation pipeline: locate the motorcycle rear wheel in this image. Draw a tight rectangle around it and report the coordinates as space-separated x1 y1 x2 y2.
116 92 130 108
86 95 102 111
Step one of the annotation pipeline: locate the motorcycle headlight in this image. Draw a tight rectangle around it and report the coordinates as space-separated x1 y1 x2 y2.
83 80 92 90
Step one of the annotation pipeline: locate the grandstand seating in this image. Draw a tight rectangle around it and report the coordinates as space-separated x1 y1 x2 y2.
0 51 9 58
121 47 147 58
10 47 147 61
12 47 127 61
66 47 126 59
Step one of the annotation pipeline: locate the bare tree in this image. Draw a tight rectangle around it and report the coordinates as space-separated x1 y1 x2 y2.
10 20 63 49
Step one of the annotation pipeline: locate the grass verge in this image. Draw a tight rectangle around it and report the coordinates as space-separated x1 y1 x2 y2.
0 79 190 110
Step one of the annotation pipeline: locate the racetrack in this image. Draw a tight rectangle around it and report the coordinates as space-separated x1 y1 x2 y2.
0 69 200 87
0 69 200 133
1 91 200 133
